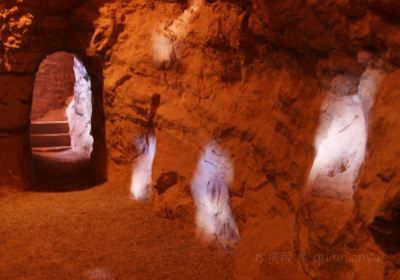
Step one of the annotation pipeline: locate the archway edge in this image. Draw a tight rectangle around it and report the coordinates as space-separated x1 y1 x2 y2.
0 50 107 191
35 50 108 186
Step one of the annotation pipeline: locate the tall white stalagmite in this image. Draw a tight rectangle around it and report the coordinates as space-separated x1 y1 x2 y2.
309 64 384 198
130 135 157 200
191 141 239 249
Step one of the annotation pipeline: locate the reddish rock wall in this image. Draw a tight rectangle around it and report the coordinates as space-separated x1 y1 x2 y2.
1 0 399 279
31 52 74 122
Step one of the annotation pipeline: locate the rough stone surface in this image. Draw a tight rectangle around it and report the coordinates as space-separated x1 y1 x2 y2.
31 52 74 122
1 0 400 278
155 171 179 194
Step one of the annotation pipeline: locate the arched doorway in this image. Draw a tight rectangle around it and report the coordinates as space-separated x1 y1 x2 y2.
30 51 100 191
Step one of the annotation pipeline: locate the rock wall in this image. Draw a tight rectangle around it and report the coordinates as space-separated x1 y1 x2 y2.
66 56 94 158
356 69 400 274
30 52 74 122
1 0 399 278
0 0 109 188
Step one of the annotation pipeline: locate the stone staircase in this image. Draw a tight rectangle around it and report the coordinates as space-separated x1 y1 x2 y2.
30 121 71 152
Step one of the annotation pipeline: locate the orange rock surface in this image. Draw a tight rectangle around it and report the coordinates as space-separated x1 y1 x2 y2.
0 0 399 279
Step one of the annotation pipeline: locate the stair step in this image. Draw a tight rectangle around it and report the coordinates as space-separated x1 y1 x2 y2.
32 146 71 153
30 133 71 148
30 121 69 134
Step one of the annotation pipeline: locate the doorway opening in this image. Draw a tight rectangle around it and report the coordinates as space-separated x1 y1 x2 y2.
30 51 96 191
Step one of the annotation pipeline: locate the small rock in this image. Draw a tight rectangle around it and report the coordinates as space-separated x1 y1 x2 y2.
155 171 179 194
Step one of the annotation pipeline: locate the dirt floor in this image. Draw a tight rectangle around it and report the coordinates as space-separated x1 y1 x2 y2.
31 149 95 192
0 162 234 279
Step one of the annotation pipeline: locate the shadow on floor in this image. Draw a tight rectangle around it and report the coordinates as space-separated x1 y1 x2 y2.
31 149 102 192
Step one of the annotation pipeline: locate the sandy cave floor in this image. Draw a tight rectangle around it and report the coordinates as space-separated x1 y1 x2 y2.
0 169 234 279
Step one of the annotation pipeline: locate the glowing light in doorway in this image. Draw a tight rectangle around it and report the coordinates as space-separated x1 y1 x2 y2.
66 57 93 158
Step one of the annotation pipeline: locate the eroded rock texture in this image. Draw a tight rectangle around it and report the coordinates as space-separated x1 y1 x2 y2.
31 52 75 122
1 0 400 279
